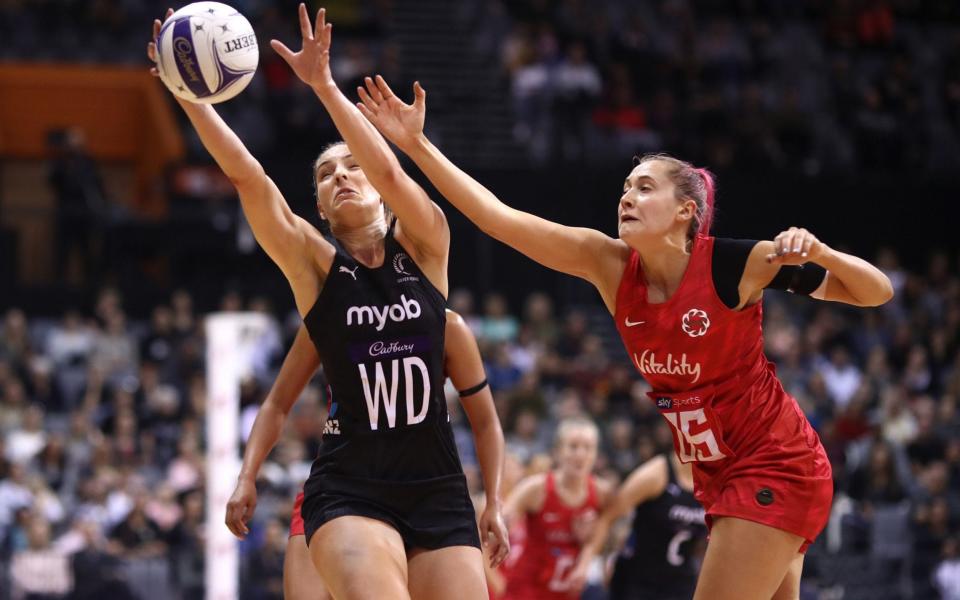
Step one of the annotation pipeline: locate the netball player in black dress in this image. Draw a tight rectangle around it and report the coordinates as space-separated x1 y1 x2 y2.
224 311 509 600
563 452 707 599
148 5 497 598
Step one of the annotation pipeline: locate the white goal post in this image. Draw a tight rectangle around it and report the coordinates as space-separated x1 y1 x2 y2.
204 312 272 600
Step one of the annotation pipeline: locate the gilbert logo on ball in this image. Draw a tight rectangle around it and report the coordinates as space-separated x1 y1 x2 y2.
155 2 258 104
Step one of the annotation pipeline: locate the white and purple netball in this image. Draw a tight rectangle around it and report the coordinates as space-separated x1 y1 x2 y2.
155 2 258 104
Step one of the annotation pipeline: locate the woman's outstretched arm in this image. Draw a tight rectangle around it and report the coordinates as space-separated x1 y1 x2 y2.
271 4 448 263
356 76 627 309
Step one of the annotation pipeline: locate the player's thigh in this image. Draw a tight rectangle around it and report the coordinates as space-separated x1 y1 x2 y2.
771 553 804 600
284 534 331 600
309 515 411 600
407 545 487 600
692 516 805 600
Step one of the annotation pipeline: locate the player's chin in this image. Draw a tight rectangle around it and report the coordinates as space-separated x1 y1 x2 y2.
330 199 376 221
617 222 645 242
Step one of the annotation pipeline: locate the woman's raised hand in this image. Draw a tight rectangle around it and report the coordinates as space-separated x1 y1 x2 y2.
356 75 427 152
270 3 335 90
146 8 175 78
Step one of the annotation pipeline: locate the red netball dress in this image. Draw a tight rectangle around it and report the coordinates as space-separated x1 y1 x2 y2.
503 472 601 599
614 235 832 552
289 490 306 537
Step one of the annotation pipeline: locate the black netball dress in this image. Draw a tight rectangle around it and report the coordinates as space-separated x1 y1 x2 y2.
300 221 479 550
608 455 707 600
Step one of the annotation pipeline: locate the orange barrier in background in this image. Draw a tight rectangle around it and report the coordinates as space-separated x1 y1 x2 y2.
0 63 185 216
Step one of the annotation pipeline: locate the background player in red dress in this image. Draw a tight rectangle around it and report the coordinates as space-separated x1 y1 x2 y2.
354 75 893 599
226 310 509 599
564 451 706 599
500 417 613 599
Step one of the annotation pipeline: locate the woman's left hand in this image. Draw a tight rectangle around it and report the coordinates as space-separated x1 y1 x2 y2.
270 3 335 90
356 75 427 152
479 502 510 568
766 227 827 265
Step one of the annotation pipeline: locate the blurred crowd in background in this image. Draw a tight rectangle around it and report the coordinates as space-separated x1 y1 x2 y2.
2 0 959 171
1 247 960 598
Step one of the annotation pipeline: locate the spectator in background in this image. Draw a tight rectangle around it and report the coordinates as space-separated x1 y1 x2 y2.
1 378 29 434
10 514 73 599
6 404 47 465
168 490 205 600
245 518 287 600
592 71 659 158
91 311 138 385
0 309 32 372
46 310 95 371
523 292 558 348
936 536 960 600
449 288 483 334
508 33 554 161
0 462 32 542
480 292 519 344
107 492 166 559
46 127 108 284
913 495 954 598
140 306 177 378
819 345 863 410
507 407 550 465
553 41 602 160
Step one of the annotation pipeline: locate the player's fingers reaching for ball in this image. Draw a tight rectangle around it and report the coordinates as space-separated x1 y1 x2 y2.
364 76 385 104
357 86 378 111
316 8 333 49
297 2 313 41
413 81 426 109
373 74 396 100
269 39 295 64
314 6 324 37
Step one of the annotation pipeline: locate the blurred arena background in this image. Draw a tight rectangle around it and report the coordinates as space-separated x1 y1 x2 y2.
1 1 959 598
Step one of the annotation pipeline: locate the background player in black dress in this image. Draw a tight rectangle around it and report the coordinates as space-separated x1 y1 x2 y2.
147 4 495 599
564 452 707 599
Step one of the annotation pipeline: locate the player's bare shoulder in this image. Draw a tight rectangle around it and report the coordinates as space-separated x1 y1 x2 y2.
594 473 619 507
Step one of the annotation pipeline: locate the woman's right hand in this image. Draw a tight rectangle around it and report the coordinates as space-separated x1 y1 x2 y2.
356 75 427 152
225 477 258 539
270 3 336 91
558 556 591 595
146 9 175 79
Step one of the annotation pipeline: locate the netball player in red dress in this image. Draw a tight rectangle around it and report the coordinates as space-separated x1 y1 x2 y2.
501 418 612 600
225 311 508 599
356 76 894 599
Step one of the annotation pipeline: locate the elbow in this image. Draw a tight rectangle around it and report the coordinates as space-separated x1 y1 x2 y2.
867 275 895 307
227 162 266 192
878 280 895 305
